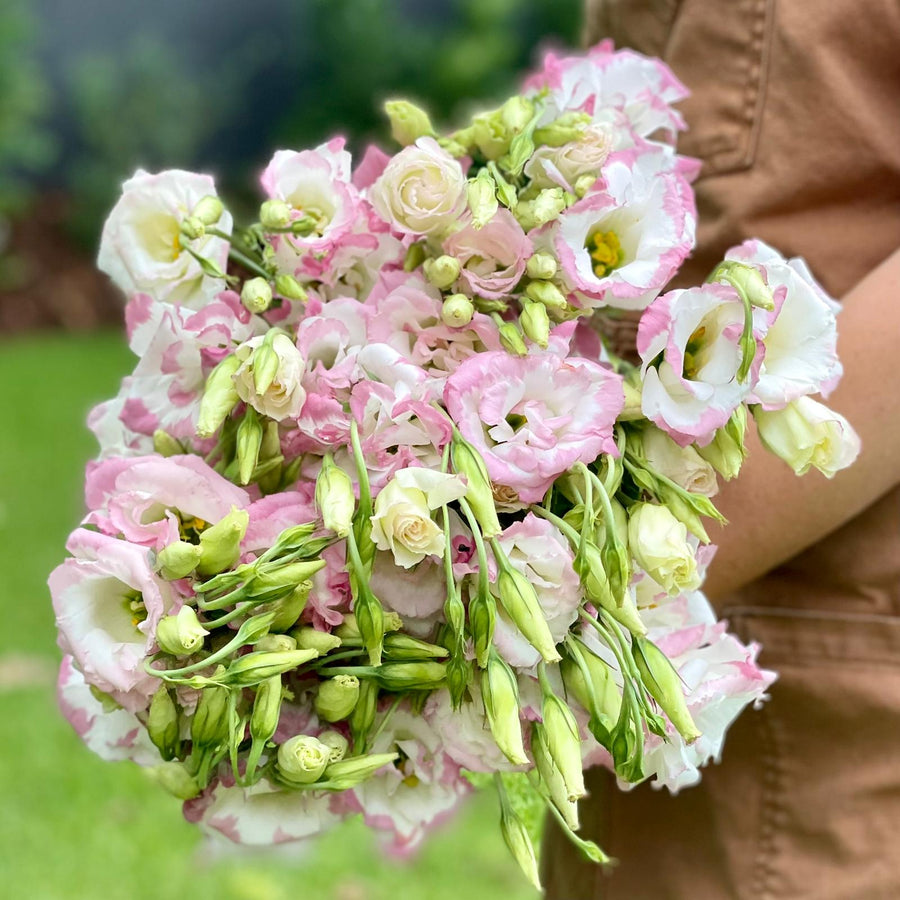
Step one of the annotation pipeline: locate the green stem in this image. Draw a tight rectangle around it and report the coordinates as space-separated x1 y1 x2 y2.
458 497 492 598
226 245 272 281
532 504 580 545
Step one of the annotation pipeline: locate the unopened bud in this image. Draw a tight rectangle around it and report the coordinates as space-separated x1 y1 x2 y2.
350 679 378 747
482 654 528 765
575 543 647 636
323 752 398 788
354 587 385 667
274 273 308 301
524 279 567 311
497 321 527 357
423 254 462 290
496 565 561 663
277 734 331 784
500 96 535 134
257 581 311 632
516 188 567 230
249 560 325 596
317 730 349 763
192 194 225 226
525 253 558 282
383 633 450 660
532 722 579 830
541 688 586 801
573 174 598 198
499 798 542 891
384 99 435 146
315 674 360 723
451 434 502 538
180 216 205 241
190 685 230 749
519 299 550 348
222 647 319 686
561 643 622 731
236 410 264 486
697 406 747 480
534 111 591 147
196 355 241 438
292 627 342 655
156 605 208 656
241 277 273 314
260 198 292 230
254 633 297 653
467 171 499 229
715 260 775 310
147 761 200 800
375 661 447 692
471 109 509 159
441 293 475 328
197 507 249 576
147 684 180 760
156 540 202 581
316 455 355 538
403 241 427 272
153 429 184 457
469 590 496 668
250 674 283 745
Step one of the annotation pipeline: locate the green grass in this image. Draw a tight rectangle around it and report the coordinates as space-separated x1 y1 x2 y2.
0 332 539 900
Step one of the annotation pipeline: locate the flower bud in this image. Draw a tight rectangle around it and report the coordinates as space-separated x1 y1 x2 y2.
192 194 225 226
754 397 860 478
468 590 496 668
240 277 273 314
499 798 542 891
317 730 350 763
323 752 399 789
315 674 361 722
523 279 567 311
561 641 622 732
196 355 241 438
471 109 510 159
697 406 747 480
292 627 342 655
423 254 462 290
277 735 331 784
628 503 700 596
384 99 435 146
441 293 475 328
190 685 230 749
450 434 502 538
257 581 311 632
375 661 447 692
515 188 567 230
519 299 550 348
573 174 598 198
274 273 308 301
156 540 202 580
254 633 297 653
466 172 499 229
260 198 292 230
197 507 249 576
501 96 535 133
533 111 591 147
632 636 702 743
496 565 561 663
525 253 558 282
531 722 579 830
146 761 200 800
541 689 586 801
249 560 326 597
350 679 378 747
715 260 775 310
497 321 528 356
236 410 264 486
180 216 205 241
147 684 180 760
383 633 450 660
403 241 428 272
222 648 319 686
620 372 644 421
249 675 283 751
482 654 528 765
156 605 209 656
152 429 184 457
315 455 355 538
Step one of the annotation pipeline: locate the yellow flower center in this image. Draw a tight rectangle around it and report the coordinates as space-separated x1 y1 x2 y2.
683 325 707 380
587 230 624 278
179 516 208 543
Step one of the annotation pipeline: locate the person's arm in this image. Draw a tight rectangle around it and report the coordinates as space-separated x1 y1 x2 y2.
703 247 900 599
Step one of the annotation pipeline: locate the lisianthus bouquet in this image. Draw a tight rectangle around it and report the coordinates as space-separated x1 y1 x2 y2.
51 40 859 888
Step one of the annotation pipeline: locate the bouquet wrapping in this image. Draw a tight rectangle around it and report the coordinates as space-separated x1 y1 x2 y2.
50 40 859 886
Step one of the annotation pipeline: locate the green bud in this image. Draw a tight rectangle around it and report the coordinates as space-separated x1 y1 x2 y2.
315 455 355 538
260 198 292 230
249 560 326 596
403 241 427 272
697 406 747 480
317 730 350 763
190 685 230 749
499 797 542 891
620 371 644 420
451 434 502 538
221 648 319 686
146 761 200 800
354 586 385 667
152 429 184 457
196 355 241 438
383 633 450 660
525 253 558 282
384 99 435 145
240 277 273 314
533 111 591 147
575 543 647 636
292 627 342 655
180 216 205 241
250 675 283 745
532 722 579 830
155 605 209 656
156 540 202 580
472 108 510 159
573 174 598 198
197 507 249 576
315 674 361 722
519 299 550 348
469 590 496 668
524 278 567 311
501 96 535 133
541 688 586 801
423 254 462 290
447 653 471 708
467 170 499 229
323 752 399 789
257 581 312 632
482 654 528 765
237 410 264 486
350 679 379 749
496 565 561 663
147 685 180 761
254 633 297 653
250 341 281 396
375 661 447 692
274 273 308 301
562 641 622 731
515 188 567 230
192 195 224 226
632 636 702 743
441 293 475 328
713 260 775 311
277 735 331 784
497 321 527 357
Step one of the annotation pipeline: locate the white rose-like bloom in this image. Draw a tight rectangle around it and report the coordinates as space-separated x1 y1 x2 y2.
754 396 860 478
524 125 614 192
370 468 468 569
627 502 701 596
98 169 232 307
369 137 467 236
641 426 719 497
233 334 306 421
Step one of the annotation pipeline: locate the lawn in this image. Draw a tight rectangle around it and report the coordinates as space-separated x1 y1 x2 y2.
0 331 540 900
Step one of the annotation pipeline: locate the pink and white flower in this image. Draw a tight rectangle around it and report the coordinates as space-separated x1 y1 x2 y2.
98 169 232 307
444 351 624 503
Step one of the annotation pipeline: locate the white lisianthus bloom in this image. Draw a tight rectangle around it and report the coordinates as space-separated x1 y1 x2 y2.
369 137 467 236
753 396 860 478
233 334 307 421
98 169 232 307
627 502 701 596
370 468 468 568
641 426 719 497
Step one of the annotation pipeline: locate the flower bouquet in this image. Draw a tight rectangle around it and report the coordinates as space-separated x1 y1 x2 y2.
51 40 859 888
